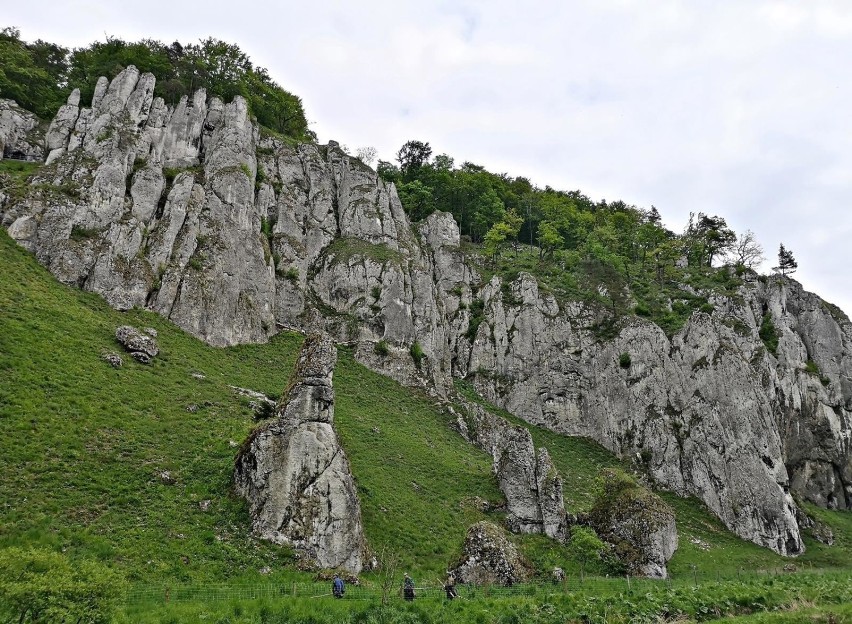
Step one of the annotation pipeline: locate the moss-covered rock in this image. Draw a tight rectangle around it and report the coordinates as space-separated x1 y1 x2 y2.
589 469 678 578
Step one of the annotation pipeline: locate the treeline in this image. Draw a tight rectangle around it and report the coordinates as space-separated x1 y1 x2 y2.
379 140 759 270
0 27 311 140
379 140 767 330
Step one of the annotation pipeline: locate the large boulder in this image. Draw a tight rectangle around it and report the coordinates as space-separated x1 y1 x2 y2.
234 334 366 572
589 469 678 578
450 521 533 586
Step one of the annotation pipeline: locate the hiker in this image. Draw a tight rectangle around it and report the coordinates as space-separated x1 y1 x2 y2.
403 573 415 601
332 574 345 598
444 572 458 600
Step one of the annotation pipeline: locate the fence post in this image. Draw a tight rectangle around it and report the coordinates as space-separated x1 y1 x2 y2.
626 574 631 590
691 564 698 586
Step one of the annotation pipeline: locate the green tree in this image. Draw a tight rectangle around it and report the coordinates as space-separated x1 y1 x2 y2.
774 243 797 276
684 212 736 267
537 220 564 259
397 179 434 221
66 36 310 139
569 526 606 581
0 27 69 118
396 140 432 179
483 207 522 260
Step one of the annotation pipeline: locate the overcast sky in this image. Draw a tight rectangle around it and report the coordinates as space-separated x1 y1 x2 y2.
7 1 852 316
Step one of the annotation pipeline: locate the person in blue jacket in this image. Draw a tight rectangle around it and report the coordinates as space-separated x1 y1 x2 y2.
332 574 345 598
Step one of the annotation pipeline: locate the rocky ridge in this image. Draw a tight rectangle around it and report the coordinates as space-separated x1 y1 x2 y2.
2 68 851 558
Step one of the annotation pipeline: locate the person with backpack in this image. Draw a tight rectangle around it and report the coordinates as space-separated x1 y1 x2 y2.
403 573 415 601
332 574 345 598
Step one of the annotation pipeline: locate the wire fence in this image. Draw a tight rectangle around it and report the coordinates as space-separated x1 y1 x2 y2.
124 567 852 606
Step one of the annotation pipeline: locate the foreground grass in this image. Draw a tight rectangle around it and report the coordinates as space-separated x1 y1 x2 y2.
118 572 852 623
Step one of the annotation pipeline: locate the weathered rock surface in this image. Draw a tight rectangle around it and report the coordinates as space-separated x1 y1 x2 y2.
465 272 852 556
453 402 568 541
115 325 159 364
233 334 366 572
3 67 851 559
0 99 43 161
588 469 678 578
450 521 533 586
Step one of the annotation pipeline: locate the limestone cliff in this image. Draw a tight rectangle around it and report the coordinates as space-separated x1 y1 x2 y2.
2 67 851 558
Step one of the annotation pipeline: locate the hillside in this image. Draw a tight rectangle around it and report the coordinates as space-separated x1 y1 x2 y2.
2 220 852 621
1 31 852 623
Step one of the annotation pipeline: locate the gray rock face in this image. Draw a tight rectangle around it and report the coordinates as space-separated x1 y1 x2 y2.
0 99 43 161
454 402 568 541
3 67 851 560
234 334 366 572
450 521 533 586
465 273 852 555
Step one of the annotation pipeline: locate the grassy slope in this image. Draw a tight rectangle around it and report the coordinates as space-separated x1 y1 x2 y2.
0 229 500 585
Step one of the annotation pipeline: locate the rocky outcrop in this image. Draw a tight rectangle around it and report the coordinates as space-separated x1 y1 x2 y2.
3 67 851 559
588 469 678 578
114 325 159 364
233 334 366 572
0 99 43 161
450 521 533 586
453 402 568 541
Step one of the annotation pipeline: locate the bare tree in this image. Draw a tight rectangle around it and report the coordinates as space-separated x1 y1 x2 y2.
726 229 765 269
375 546 401 605
356 146 378 166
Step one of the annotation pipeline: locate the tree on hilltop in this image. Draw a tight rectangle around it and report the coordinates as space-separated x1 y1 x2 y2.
774 243 797 276
727 229 765 269
396 140 432 179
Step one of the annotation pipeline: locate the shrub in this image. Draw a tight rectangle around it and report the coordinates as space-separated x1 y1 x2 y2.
409 341 425 368
0 547 125 624
759 313 779 355
618 352 631 369
274 266 299 282
69 224 99 241
465 299 486 341
374 340 389 357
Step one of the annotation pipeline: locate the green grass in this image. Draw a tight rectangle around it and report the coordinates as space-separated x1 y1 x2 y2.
117 571 852 623
0 230 305 585
334 352 502 577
